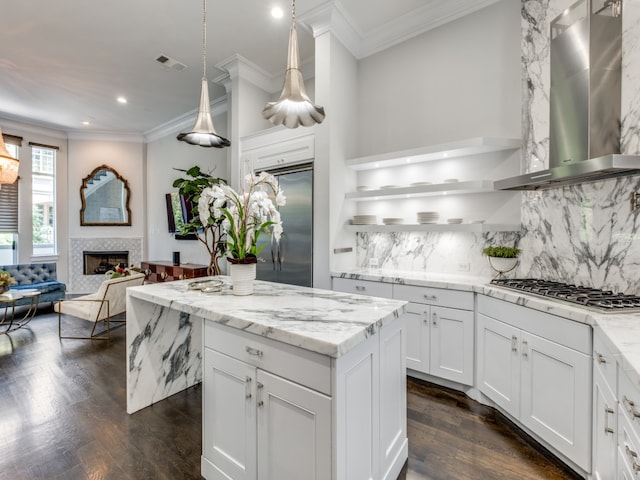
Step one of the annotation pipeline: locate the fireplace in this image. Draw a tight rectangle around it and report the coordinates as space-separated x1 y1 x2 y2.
83 250 129 275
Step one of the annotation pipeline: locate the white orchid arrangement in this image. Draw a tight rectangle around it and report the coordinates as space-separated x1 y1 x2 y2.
198 172 286 263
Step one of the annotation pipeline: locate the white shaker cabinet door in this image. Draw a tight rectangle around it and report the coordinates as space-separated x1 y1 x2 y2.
477 313 520 419
203 348 257 480
519 331 591 471
430 306 474 386
593 366 617 480
403 303 430 373
256 370 331 480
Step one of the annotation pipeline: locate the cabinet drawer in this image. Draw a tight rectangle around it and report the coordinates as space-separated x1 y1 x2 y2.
620 370 640 440
204 320 331 396
619 401 640 477
594 329 617 395
332 277 393 298
393 284 473 310
250 134 314 170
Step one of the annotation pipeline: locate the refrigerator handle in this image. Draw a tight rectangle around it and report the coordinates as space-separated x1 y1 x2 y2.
270 239 277 270
278 234 284 271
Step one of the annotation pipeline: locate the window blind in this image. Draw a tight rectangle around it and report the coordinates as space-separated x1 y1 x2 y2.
3 134 23 146
0 180 19 232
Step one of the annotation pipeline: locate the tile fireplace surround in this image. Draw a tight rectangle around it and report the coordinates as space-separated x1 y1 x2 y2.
70 237 143 294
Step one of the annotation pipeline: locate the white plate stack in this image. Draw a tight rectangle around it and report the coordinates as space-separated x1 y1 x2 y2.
352 215 377 225
447 218 463 224
383 217 404 225
417 211 439 224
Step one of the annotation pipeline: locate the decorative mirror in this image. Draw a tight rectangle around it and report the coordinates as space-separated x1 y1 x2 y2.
80 165 131 226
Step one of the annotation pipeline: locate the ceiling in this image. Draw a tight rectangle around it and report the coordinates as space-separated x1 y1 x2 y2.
0 0 500 137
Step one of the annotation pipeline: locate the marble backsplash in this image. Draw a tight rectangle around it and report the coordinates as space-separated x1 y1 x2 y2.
356 231 521 278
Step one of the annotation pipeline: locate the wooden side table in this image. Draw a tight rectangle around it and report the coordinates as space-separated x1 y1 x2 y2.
141 261 209 283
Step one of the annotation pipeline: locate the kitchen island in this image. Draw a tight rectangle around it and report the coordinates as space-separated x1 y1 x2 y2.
126 277 408 480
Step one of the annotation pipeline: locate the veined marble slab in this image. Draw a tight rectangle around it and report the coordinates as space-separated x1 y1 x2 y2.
126 277 406 414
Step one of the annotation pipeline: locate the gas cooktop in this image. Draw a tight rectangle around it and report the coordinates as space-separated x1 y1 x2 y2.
490 278 640 313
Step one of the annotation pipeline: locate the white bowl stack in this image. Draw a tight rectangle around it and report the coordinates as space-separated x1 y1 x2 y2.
417 211 439 224
382 217 404 225
352 215 377 225
447 218 463 224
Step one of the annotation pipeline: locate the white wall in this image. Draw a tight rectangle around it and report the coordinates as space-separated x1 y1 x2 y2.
356 0 521 157
67 139 145 240
145 113 229 267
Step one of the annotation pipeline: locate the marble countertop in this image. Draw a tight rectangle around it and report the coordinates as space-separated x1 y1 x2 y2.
127 276 406 358
332 268 640 389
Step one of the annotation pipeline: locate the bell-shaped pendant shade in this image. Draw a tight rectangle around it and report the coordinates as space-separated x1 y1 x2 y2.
262 21 325 129
0 127 19 185
177 79 231 148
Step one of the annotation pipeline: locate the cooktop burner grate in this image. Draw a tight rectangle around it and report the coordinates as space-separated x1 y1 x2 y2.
490 278 640 313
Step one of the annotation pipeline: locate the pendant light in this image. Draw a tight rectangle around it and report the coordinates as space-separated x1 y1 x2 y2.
177 0 230 148
262 0 325 129
0 127 19 186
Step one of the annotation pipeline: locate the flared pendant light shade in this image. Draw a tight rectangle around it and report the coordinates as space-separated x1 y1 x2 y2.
177 79 231 147
262 1 325 129
177 0 230 148
0 127 19 185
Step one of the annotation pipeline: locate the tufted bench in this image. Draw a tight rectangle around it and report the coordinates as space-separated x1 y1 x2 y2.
1 263 67 307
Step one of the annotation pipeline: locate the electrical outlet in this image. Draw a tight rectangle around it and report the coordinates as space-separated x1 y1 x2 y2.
457 262 470 272
369 258 379 269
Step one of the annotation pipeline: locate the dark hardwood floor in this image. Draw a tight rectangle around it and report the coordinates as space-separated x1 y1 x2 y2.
0 309 582 480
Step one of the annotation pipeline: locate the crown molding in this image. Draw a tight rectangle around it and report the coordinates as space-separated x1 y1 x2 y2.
144 95 228 143
65 131 145 143
302 0 503 60
0 114 69 140
214 54 316 96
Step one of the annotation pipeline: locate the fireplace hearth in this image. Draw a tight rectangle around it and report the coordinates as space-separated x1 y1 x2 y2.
83 251 129 275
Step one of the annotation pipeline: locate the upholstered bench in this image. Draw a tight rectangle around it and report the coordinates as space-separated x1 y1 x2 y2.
1 263 67 306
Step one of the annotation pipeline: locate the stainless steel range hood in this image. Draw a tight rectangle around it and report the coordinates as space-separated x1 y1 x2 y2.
495 0 640 191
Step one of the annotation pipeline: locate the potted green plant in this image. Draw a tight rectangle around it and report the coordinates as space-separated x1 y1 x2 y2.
482 245 521 277
172 166 227 276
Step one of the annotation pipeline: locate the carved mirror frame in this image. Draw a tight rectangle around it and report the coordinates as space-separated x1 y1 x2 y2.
80 165 132 226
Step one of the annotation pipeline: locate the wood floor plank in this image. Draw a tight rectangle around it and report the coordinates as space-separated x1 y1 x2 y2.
0 310 583 479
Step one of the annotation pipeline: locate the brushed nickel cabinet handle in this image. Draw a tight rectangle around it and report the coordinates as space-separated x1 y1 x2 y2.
522 339 528 358
595 351 607 364
511 335 518 353
423 311 428 325
624 396 640 420
605 407 614 434
432 312 438 327
423 294 438 301
245 376 252 399
626 445 640 474
257 382 264 407
355 285 365 291
246 346 263 357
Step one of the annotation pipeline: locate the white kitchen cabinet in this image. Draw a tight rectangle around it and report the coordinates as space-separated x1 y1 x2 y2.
240 128 314 171
477 295 592 473
332 277 393 298
592 329 618 480
202 316 407 480
394 284 474 386
257 370 332 480
203 348 331 480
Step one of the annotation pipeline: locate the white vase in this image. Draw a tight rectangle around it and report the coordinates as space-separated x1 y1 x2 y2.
229 263 256 296
488 257 518 276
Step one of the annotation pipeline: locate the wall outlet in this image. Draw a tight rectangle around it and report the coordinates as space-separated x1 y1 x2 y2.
369 259 379 269
457 262 470 272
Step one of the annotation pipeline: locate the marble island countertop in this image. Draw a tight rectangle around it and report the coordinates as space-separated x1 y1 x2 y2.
127 276 407 358
332 268 640 390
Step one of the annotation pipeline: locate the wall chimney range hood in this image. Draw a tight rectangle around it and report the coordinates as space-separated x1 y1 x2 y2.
495 0 640 191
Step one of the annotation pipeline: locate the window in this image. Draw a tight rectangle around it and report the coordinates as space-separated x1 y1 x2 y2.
0 142 18 264
32 146 56 256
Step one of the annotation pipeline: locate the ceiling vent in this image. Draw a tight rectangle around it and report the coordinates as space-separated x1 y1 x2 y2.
156 55 187 72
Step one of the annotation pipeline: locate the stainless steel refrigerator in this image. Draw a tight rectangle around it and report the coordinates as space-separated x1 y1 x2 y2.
256 163 313 287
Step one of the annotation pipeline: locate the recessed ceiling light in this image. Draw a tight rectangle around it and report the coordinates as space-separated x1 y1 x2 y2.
271 6 284 18
82 121 90 126
117 96 128 104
